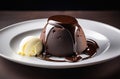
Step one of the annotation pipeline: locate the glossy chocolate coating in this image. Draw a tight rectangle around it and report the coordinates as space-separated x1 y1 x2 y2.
40 15 87 57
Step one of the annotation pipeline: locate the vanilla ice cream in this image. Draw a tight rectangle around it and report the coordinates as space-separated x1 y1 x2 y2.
17 36 43 56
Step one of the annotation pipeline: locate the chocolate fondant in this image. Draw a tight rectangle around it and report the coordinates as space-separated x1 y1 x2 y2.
40 15 99 62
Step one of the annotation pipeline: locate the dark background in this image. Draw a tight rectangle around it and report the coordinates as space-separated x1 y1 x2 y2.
0 0 119 10
0 0 120 79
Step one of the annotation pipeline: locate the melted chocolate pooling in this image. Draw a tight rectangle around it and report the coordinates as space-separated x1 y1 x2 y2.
85 39 99 56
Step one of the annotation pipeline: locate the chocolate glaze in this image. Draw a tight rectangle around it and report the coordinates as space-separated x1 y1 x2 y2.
39 15 99 62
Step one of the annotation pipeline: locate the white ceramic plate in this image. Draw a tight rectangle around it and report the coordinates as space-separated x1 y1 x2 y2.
0 19 120 69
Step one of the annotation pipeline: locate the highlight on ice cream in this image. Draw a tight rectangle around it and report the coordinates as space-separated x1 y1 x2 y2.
17 36 43 56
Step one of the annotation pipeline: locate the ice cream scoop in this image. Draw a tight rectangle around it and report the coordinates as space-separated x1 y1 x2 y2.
17 36 43 56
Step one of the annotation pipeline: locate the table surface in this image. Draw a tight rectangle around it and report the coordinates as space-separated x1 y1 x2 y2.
0 11 120 79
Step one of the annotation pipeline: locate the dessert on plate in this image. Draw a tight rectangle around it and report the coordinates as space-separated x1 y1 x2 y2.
17 15 99 62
